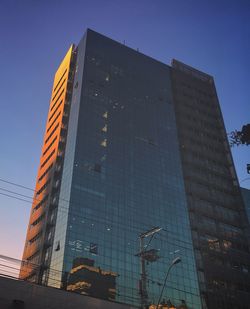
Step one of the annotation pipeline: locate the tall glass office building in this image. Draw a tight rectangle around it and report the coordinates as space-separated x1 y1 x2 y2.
20 29 250 309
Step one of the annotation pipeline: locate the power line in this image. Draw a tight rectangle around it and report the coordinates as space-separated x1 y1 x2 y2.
240 177 250 184
0 187 33 200
0 177 200 302
0 192 32 204
0 188 193 249
0 176 195 248
0 178 35 192
0 254 200 299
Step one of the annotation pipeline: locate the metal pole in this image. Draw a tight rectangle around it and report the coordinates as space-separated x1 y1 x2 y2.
156 257 181 309
140 236 148 308
156 265 173 309
137 227 162 308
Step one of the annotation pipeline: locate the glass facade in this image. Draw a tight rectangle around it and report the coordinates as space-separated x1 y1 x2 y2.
171 60 250 309
241 187 250 224
49 30 201 308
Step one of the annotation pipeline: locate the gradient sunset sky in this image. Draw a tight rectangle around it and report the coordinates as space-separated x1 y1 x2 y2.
0 0 249 260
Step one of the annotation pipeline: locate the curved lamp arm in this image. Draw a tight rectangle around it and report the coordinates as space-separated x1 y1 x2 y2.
156 257 181 309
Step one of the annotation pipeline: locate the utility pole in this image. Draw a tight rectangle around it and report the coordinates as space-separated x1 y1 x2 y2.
136 227 162 309
139 236 148 308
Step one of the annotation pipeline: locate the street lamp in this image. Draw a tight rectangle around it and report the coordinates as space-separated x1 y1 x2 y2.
156 257 181 309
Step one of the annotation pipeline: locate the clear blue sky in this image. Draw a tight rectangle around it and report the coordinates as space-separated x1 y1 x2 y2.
0 0 249 259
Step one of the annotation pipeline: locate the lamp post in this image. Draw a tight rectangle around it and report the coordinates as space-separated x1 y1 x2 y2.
156 257 181 309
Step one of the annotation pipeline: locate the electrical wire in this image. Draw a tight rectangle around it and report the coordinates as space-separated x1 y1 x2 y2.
0 254 200 299
0 187 33 200
0 177 194 248
0 178 35 192
0 178 199 303
240 177 250 184
0 192 32 204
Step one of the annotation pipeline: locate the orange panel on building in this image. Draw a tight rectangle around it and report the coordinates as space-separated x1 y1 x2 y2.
20 45 76 282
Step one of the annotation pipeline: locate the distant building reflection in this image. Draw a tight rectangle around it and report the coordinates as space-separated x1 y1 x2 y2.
66 257 118 300
149 299 188 309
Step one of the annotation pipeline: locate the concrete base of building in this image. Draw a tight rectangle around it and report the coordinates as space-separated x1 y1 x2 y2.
0 276 136 309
